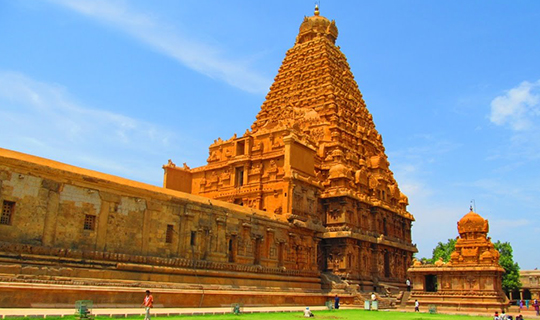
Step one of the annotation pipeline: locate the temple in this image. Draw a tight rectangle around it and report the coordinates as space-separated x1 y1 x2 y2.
0 7 415 307
164 5 416 291
406 208 509 311
518 270 540 301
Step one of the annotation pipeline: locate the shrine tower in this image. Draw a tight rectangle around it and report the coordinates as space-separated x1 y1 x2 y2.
407 208 508 311
164 6 417 291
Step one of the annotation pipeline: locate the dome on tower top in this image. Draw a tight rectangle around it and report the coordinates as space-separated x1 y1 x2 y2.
296 5 338 45
457 207 489 235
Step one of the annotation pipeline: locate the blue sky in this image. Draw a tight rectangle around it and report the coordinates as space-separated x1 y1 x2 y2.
1 1 539 269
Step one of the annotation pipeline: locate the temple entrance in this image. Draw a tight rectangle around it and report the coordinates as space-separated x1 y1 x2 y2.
523 289 532 300
425 274 438 292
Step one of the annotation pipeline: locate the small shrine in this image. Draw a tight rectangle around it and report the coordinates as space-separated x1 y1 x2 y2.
407 208 509 311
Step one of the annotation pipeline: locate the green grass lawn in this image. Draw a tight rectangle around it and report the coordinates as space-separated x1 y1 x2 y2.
8 310 495 320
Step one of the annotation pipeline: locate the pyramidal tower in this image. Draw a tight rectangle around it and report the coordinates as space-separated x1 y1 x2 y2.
164 6 416 290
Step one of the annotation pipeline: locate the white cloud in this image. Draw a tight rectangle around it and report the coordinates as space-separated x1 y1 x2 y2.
47 0 271 94
0 71 179 184
489 80 540 131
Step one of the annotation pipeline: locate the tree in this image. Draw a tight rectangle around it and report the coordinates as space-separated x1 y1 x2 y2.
430 238 456 263
493 241 522 293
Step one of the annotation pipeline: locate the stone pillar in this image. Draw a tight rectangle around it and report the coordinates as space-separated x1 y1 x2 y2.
179 205 195 257
95 201 110 251
371 244 379 289
95 192 120 252
140 201 152 256
216 216 226 254
41 186 60 247
312 237 321 271
266 228 275 263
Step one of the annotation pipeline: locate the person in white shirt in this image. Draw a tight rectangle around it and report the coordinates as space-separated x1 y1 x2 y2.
303 307 314 318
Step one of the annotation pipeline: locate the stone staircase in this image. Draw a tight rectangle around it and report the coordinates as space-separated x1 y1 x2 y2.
399 290 411 307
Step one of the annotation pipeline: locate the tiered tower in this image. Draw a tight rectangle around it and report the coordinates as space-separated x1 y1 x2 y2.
451 208 501 265
164 6 416 290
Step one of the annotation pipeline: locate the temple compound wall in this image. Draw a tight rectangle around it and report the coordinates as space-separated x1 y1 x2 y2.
516 270 540 301
0 148 326 307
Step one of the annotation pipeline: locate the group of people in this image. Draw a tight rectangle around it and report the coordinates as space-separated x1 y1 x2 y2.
519 299 540 316
493 311 523 320
493 299 539 320
141 289 539 319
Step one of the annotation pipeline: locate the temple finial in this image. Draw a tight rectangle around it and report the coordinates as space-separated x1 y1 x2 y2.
314 4 320 16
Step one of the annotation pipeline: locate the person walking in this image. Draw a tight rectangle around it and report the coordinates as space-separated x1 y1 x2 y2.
406 278 411 292
142 290 154 320
519 299 523 312
334 295 340 310
414 299 419 312
533 299 539 316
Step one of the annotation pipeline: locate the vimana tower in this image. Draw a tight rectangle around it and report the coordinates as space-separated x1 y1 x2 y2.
164 6 417 292
0 6 417 307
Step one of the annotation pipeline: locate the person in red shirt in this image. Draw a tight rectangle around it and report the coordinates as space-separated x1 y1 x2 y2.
142 290 154 320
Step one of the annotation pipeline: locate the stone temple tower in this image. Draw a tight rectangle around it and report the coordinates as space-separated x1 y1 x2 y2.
164 6 417 291
407 208 508 311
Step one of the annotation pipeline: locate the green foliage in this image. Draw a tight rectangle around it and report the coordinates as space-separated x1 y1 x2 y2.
494 240 522 292
430 238 456 263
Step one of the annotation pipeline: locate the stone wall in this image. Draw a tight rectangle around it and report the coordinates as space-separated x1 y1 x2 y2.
0 148 327 307
518 270 540 300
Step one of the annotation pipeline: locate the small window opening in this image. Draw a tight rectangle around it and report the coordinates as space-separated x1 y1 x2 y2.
278 242 285 267
228 235 237 263
235 167 245 187
236 140 245 156
1 201 15 225
83 214 96 231
166 224 174 243
384 251 390 278
234 198 244 206
190 231 196 246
